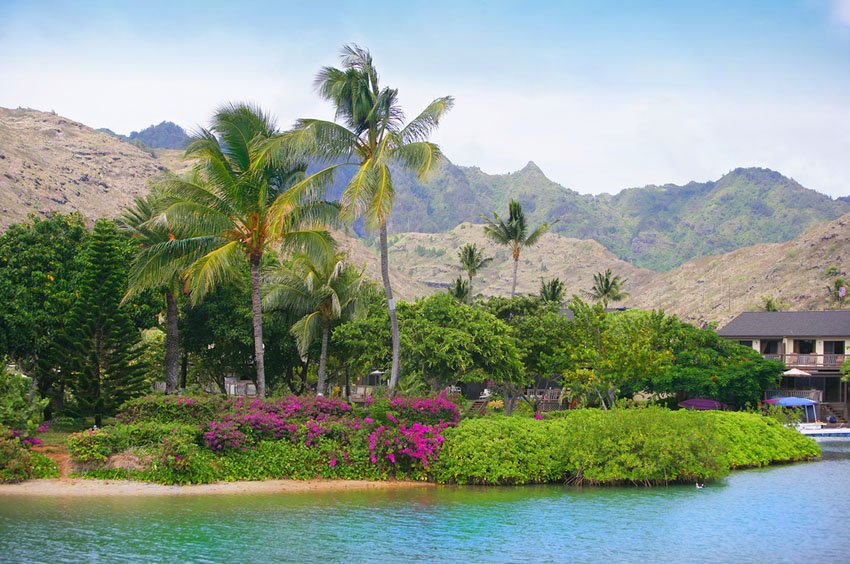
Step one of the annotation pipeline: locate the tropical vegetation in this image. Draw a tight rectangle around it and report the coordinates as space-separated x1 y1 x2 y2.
482 199 549 297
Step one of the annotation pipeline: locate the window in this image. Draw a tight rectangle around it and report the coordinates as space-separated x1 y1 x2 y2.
824 341 846 355
738 340 753 348
794 340 815 355
761 340 780 355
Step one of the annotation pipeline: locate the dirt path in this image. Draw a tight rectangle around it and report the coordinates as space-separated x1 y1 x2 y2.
31 445 71 479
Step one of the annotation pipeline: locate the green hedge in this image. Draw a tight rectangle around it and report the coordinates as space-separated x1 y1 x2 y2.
117 395 229 425
432 408 820 486
68 422 199 464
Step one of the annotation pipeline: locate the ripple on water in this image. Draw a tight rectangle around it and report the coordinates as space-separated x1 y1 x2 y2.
3 444 850 563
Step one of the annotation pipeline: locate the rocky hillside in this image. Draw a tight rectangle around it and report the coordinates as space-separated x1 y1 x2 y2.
384 222 655 299
625 213 850 326
0 107 166 229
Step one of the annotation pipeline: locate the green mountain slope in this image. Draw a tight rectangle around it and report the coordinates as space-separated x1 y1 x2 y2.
384 161 849 271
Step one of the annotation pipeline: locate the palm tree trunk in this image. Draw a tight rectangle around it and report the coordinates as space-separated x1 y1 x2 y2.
249 253 266 397
379 222 400 391
511 257 519 298
164 289 179 394
467 273 473 304
317 320 330 396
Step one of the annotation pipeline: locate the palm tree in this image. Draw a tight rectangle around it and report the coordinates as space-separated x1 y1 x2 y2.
458 243 492 300
590 268 629 308
539 277 565 305
119 189 182 394
264 252 365 395
129 103 338 397
481 200 549 298
448 277 470 303
282 44 453 391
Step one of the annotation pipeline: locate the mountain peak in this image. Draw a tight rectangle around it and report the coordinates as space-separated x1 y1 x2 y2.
518 161 544 175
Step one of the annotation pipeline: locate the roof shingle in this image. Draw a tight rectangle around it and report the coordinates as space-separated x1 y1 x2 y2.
718 311 850 338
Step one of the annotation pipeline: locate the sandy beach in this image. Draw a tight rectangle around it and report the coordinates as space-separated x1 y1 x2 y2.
0 478 434 497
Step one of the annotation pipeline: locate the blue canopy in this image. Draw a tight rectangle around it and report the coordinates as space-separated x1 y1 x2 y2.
766 397 817 407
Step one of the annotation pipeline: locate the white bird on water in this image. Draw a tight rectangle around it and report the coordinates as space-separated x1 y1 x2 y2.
696 483 705 489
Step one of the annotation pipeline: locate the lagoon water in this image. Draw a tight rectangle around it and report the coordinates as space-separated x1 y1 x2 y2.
2 441 849 563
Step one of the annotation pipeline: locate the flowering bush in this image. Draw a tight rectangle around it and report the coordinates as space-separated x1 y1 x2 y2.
67 428 113 464
202 420 248 452
390 395 461 426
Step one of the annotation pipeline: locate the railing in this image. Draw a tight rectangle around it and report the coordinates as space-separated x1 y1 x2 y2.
763 354 846 368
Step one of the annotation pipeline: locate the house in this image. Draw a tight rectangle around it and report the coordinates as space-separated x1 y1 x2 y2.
718 310 850 420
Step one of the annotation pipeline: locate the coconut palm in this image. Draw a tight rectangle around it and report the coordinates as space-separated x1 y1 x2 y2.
119 189 182 393
481 200 549 298
590 268 629 308
458 243 492 299
129 103 338 397
539 277 565 305
264 252 366 395
448 277 470 303
282 44 453 391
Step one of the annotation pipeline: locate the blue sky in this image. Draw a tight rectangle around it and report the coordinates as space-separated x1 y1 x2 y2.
1 0 849 197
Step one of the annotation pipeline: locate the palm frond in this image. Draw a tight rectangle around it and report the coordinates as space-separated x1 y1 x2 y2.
183 240 246 304
290 311 323 357
400 96 455 143
393 141 443 179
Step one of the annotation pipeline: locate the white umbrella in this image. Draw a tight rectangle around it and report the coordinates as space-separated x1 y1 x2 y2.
783 368 812 377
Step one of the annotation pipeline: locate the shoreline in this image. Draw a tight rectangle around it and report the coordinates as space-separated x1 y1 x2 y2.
0 478 435 497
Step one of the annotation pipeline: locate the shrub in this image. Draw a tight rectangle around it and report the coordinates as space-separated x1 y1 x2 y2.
0 425 58 482
68 423 198 463
432 408 819 486
389 396 460 425
118 395 229 425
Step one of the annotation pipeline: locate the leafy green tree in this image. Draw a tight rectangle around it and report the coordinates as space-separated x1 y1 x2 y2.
448 277 470 303
179 269 305 394
334 294 524 393
557 297 670 409
131 104 337 396
60 220 147 426
632 317 783 407
264 252 367 395
0 365 48 430
482 199 549 297
589 268 629 307
285 44 453 391
539 277 565 305
399 294 524 392
0 214 88 414
120 191 183 393
457 243 492 299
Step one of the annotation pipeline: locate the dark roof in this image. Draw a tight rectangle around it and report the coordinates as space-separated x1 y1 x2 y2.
718 311 850 338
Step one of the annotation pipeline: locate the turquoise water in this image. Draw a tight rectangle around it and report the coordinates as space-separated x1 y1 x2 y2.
2 442 849 563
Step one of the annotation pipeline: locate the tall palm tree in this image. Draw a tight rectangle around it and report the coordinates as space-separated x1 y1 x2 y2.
458 243 492 300
539 277 565 305
264 252 366 395
119 190 182 394
481 200 549 298
129 103 338 396
282 44 453 391
590 268 629 308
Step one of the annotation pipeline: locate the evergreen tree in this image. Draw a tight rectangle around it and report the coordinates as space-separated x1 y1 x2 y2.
61 220 147 426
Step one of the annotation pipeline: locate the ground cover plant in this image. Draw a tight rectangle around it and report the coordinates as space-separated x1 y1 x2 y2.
67 395 817 486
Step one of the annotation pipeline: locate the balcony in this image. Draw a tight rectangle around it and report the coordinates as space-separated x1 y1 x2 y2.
763 354 846 369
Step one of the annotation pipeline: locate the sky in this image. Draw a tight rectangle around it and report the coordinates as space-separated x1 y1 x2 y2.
1 0 849 197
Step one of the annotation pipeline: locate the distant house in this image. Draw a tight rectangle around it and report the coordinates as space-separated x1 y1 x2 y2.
718 311 849 420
